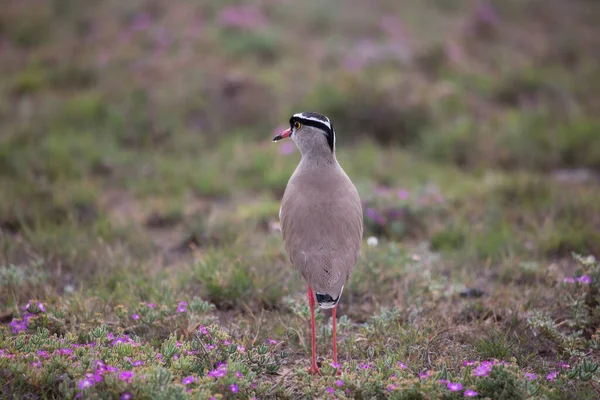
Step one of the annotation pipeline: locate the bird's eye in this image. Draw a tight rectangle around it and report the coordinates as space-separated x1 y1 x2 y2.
293 121 301 130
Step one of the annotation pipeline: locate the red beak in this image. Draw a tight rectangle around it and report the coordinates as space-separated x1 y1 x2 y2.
272 128 291 142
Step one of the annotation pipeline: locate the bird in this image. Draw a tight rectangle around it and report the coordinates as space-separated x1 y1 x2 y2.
273 112 363 375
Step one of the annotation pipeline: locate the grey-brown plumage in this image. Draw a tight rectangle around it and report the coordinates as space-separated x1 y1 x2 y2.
275 112 363 309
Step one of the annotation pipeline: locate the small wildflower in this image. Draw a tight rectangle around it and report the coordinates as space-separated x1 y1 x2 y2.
237 345 245 352
267 338 278 345
419 371 430 379
546 371 558 381
330 362 341 369
121 392 133 400
524 372 537 381
119 371 134 382
464 389 478 397
326 387 335 395
462 360 476 366
558 362 570 369
359 363 370 369
198 325 209 335
387 384 398 391
335 379 344 387
577 275 592 285
438 379 448 384
230 383 239 394
59 348 73 355
398 189 410 200
397 361 407 369
235 371 243 378
131 314 140 320
182 376 195 385
78 378 94 390
447 382 463 392
367 236 379 247
146 302 156 308
473 364 491 377
38 302 46 312
207 365 228 379
132 360 144 367
176 301 188 313
563 277 575 283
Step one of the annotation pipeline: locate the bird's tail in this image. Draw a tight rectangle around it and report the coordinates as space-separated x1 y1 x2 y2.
315 286 344 309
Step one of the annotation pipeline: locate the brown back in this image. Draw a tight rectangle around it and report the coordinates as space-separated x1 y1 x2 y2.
280 163 363 297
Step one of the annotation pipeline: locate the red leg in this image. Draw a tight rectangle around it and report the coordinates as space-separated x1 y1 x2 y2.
332 305 338 365
307 285 320 375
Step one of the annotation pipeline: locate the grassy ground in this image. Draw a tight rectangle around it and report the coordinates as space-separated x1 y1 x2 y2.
2 0 600 398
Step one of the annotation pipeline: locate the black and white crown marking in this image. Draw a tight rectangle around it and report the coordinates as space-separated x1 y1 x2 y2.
290 112 335 152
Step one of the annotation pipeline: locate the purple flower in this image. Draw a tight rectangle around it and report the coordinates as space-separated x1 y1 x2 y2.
473 364 492 377
419 371 430 379
217 5 267 30
131 314 140 320
447 382 463 392
335 380 344 387
237 345 245 352
464 389 478 397
59 348 73 355
577 275 592 285
146 302 156 309
359 363 370 369
235 371 243 378
365 208 387 226
38 302 46 312
37 350 50 358
330 362 341 369
230 383 239 394
462 360 476 366
119 371 134 382
77 378 94 390
397 189 410 200
558 362 570 369
10 319 27 334
267 338 278 345
198 326 209 335
397 361 407 369
207 365 228 379
563 277 575 283
121 392 133 400
182 376 195 385
546 371 558 381
176 301 188 313
132 360 144 367
524 372 537 381
387 384 399 391
326 387 335 395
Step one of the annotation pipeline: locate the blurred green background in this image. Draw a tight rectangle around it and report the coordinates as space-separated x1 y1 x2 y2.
1 1 600 397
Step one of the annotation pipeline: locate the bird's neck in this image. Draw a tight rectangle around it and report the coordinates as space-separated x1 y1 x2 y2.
299 150 337 168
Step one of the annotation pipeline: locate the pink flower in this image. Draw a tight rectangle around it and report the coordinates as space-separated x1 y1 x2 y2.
230 383 239 393
335 380 344 387
78 378 93 390
473 363 492 377
546 371 558 381
397 361 407 369
176 301 187 313
131 314 140 320
132 360 144 367
397 189 410 200
198 326 209 335
182 376 195 385
235 371 243 378
447 382 463 392
326 387 335 394
464 389 478 397
217 5 267 30
121 392 133 400
558 362 570 369
563 277 575 283
524 372 537 381
146 302 156 308
577 275 592 285
119 371 134 382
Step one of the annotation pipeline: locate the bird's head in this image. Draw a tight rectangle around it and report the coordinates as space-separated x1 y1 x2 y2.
273 112 335 159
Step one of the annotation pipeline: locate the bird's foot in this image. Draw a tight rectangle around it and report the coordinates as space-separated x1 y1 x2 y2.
306 365 321 375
